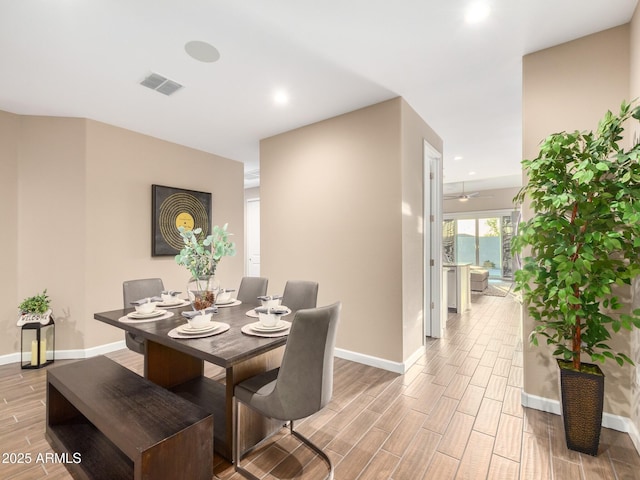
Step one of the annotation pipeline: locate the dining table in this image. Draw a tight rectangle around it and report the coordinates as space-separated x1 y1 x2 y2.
94 300 292 461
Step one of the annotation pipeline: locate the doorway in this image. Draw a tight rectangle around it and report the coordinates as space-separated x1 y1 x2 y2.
424 141 443 338
443 211 516 279
245 198 260 276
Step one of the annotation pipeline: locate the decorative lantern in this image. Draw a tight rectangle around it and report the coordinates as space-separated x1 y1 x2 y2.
20 317 55 369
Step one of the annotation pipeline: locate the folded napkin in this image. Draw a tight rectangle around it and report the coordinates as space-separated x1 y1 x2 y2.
181 307 218 319
254 306 289 315
130 296 162 305
257 295 282 301
162 290 181 296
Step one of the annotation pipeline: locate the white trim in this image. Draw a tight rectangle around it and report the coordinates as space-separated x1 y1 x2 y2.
405 346 426 372
522 391 640 452
629 419 640 455
335 346 424 374
54 341 126 360
0 352 20 366
424 140 443 339
0 341 126 366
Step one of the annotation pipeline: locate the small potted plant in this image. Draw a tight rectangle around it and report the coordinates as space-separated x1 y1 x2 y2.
175 224 236 310
17 289 52 325
512 100 640 455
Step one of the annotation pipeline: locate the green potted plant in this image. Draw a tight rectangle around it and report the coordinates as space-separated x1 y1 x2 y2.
513 100 640 456
17 289 52 325
175 224 236 310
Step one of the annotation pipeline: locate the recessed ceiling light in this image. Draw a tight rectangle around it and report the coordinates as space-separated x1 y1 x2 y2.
184 41 220 63
274 90 289 105
469 171 476 175
454 156 463 161
465 2 491 24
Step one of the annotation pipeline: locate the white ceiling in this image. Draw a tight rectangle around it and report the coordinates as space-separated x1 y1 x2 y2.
1 1 637 190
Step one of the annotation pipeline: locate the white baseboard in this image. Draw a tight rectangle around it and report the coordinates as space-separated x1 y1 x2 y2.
335 346 424 374
4 341 415 376
0 352 20 366
0 341 127 366
522 390 640 453
53 341 126 360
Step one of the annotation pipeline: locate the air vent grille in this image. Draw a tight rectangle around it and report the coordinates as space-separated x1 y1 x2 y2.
140 73 183 96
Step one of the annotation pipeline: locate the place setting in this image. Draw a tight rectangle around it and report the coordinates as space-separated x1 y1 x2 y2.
245 295 290 318
242 306 291 338
119 297 174 323
156 290 190 309
168 307 230 339
215 288 242 308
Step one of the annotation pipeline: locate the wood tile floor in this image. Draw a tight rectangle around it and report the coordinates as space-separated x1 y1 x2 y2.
1 293 639 479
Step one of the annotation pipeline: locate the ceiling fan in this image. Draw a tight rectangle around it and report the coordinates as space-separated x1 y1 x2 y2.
444 182 491 202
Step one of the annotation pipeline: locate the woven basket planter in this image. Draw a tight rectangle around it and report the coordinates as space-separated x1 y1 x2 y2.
558 359 604 456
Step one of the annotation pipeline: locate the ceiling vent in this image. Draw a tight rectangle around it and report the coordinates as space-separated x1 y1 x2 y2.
140 73 183 96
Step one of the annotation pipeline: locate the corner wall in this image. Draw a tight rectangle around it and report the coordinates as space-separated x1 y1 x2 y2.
0 111 20 355
260 98 442 368
1 113 244 358
522 25 632 417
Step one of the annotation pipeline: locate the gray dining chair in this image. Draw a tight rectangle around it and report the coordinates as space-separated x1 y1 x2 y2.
233 301 341 480
281 280 319 312
122 278 164 354
236 276 268 306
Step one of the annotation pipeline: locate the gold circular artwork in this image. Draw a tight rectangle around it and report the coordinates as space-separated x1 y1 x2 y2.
175 212 195 231
159 193 209 251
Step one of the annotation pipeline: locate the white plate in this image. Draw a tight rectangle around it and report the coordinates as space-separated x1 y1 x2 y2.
157 299 184 307
246 307 291 318
176 322 221 335
127 309 167 319
250 321 289 332
216 297 236 305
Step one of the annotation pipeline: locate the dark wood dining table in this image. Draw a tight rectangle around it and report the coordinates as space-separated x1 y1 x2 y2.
94 302 290 461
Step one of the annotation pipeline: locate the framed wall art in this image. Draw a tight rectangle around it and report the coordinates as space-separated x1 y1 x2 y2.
151 185 212 256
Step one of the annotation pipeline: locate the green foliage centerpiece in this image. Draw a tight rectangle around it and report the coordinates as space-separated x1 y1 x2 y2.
175 224 236 310
512 100 640 455
19 289 51 315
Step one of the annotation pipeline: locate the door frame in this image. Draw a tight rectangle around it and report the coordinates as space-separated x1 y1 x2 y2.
424 140 443 338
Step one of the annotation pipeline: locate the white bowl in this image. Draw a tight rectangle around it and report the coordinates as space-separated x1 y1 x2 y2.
188 312 212 329
260 298 282 308
258 312 279 328
161 293 178 303
217 291 232 303
135 302 157 314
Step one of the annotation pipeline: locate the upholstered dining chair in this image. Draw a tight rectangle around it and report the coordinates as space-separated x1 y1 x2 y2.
236 276 268 306
281 280 318 312
233 301 341 480
122 278 164 354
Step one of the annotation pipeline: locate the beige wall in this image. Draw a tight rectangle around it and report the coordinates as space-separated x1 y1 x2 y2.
630 2 640 447
261 98 442 365
0 111 20 355
1 113 244 357
444 187 520 214
522 25 632 416
400 100 444 359
17 116 88 352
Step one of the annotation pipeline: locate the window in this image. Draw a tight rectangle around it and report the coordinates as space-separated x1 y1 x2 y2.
443 211 517 279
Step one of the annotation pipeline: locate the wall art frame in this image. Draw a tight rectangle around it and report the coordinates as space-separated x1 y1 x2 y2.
151 184 212 256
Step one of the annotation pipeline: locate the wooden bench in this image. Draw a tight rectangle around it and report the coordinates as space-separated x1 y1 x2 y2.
46 355 213 480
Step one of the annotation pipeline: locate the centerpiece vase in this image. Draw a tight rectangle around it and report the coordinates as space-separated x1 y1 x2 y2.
187 275 220 311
